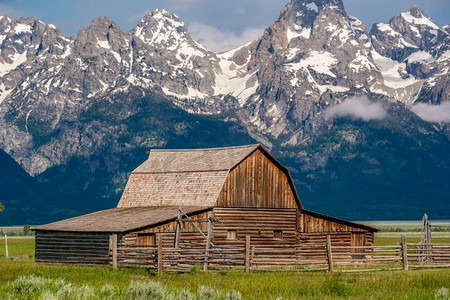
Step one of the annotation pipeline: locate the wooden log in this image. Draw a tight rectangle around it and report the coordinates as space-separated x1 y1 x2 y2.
157 235 163 276
401 234 408 271
245 236 251 273
326 235 333 272
110 234 117 268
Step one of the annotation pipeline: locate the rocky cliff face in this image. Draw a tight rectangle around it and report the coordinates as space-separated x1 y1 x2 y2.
0 0 449 223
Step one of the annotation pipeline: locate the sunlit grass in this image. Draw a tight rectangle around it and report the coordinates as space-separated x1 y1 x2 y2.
1 233 450 299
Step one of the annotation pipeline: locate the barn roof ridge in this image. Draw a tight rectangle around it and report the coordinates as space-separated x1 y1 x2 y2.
149 144 261 152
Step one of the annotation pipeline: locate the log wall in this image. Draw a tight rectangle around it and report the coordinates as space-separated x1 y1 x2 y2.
298 211 366 233
216 150 297 208
212 208 297 247
35 231 110 265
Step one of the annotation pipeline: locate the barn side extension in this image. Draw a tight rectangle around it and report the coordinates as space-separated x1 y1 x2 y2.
34 145 382 269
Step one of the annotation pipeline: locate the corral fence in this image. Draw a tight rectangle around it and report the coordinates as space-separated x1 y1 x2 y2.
109 234 450 274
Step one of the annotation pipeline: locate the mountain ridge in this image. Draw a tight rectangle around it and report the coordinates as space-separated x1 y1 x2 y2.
0 0 449 224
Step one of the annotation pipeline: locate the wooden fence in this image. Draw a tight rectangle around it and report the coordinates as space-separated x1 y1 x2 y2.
111 234 450 274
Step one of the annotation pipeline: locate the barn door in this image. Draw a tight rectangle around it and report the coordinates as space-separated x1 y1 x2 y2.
351 233 365 259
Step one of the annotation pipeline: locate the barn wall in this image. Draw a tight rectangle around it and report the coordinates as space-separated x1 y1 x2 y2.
297 211 366 233
216 149 297 208
212 207 297 247
297 211 374 247
121 211 212 247
35 231 110 265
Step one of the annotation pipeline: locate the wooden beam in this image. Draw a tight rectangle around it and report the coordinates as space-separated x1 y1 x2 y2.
245 235 251 273
326 235 333 272
203 216 213 271
4 234 8 259
174 209 181 249
401 234 408 271
157 235 163 276
110 234 117 268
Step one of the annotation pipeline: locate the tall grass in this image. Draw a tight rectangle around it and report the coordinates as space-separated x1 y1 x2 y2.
1 237 450 299
0 275 242 300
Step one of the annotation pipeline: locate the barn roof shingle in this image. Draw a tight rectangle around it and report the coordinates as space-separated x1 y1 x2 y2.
33 206 212 233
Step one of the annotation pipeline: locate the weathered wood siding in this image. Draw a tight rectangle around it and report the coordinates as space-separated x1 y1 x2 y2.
121 211 212 247
212 208 297 246
35 231 110 265
297 211 366 233
216 149 297 208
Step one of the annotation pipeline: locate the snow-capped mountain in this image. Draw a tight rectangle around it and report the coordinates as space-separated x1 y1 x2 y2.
0 0 450 224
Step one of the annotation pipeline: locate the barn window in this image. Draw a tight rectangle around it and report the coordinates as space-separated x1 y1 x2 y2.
137 233 156 245
274 230 283 240
227 230 237 240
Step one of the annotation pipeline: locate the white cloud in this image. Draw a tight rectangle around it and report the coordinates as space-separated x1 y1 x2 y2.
411 102 450 123
126 10 152 23
324 95 388 121
188 22 264 52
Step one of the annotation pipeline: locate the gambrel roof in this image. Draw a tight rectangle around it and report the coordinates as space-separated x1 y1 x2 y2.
118 144 297 208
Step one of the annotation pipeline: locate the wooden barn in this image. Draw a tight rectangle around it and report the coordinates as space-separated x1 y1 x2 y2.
34 145 377 265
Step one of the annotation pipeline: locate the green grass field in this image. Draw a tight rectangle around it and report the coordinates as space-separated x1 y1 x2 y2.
1 235 450 299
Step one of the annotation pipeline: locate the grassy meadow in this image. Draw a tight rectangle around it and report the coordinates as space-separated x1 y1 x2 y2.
1 223 450 299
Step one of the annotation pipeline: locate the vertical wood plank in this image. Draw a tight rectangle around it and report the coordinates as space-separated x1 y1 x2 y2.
111 234 117 268
157 235 163 275
326 235 333 272
245 235 251 273
203 217 213 271
401 234 408 271
4 234 8 259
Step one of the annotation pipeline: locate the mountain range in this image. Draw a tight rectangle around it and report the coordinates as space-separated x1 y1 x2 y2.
0 0 449 225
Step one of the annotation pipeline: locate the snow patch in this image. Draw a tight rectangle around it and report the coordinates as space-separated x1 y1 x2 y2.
287 26 311 42
400 11 439 29
97 39 110 49
13 23 32 34
407 51 435 64
372 51 419 88
305 2 319 12
0 51 28 76
377 23 400 36
285 50 337 78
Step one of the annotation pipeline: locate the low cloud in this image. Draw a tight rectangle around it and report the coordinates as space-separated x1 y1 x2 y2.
411 102 450 123
189 22 264 52
324 96 388 121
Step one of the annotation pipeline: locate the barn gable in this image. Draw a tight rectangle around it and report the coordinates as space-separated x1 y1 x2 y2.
216 148 301 209
118 145 259 208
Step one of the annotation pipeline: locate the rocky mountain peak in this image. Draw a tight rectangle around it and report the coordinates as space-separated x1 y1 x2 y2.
74 16 129 58
132 9 191 47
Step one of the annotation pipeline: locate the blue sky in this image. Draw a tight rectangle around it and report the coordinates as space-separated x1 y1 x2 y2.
0 0 448 51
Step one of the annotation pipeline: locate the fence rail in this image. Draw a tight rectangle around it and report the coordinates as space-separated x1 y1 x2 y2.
111 234 450 274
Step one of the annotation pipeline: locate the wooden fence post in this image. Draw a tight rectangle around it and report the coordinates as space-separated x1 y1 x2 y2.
4 234 8 259
245 235 251 273
326 235 333 272
157 235 163 276
401 234 408 271
110 234 117 268
203 216 213 271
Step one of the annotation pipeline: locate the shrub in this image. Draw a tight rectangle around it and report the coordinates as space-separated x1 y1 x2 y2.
11 274 47 294
198 285 216 299
435 287 449 300
126 280 165 300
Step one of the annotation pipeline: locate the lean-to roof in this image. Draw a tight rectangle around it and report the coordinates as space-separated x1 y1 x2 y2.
33 206 211 233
